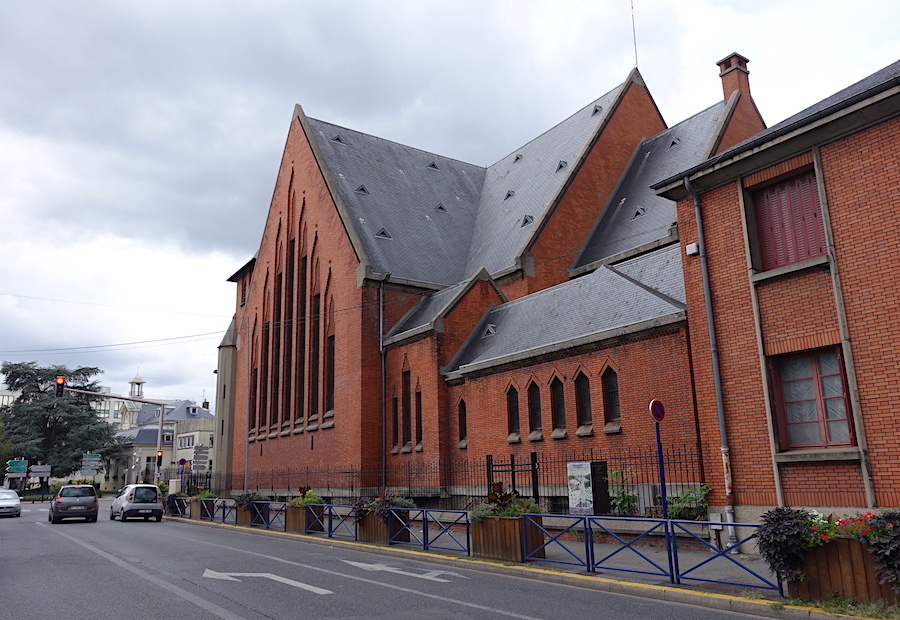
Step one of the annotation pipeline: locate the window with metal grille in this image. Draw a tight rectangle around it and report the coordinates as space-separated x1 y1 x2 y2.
753 170 826 271
602 368 620 424
771 347 854 450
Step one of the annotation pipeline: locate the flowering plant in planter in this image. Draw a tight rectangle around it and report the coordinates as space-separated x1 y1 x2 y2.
468 483 543 524
288 488 323 507
349 490 415 524
758 507 900 591
191 488 217 501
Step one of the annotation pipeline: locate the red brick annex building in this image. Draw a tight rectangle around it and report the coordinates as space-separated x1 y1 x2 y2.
214 53 900 522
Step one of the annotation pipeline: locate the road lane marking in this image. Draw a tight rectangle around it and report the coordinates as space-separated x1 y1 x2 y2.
203 568 332 594
167 532 544 620
341 560 468 582
43 524 245 620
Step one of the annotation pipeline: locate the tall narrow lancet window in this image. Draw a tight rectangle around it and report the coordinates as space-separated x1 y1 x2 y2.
309 294 320 425
402 371 412 447
458 400 468 449
527 381 542 441
506 387 520 443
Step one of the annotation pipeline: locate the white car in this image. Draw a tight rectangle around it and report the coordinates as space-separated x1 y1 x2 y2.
0 489 21 517
110 484 163 522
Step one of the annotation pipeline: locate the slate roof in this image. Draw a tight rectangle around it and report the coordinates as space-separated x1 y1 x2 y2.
654 59 900 191
116 425 174 445
304 81 628 287
444 244 685 377
572 101 725 270
132 400 211 426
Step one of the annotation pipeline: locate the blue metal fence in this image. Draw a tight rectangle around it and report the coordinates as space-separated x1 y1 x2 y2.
178 501 778 594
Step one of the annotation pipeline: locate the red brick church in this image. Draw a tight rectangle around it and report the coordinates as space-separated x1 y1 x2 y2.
215 52 900 522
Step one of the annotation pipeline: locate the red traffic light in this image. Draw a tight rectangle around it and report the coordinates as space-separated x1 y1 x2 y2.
157 450 164 458
156 450 164 466
55 376 66 397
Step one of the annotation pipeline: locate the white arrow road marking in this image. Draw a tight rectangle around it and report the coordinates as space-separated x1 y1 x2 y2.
203 569 332 594
341 560 466 582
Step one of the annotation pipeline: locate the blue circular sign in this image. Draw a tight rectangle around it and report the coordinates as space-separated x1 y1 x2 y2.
649 399 665 422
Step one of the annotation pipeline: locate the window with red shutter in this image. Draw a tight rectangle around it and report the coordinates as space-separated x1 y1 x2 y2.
754 170 826 270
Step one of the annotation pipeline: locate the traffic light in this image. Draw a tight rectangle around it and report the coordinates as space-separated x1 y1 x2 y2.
156 450 164 467
55 376 66 397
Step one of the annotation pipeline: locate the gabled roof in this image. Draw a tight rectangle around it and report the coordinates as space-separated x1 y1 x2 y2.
301 79 630 287
383 268 505 346
572 101 726 271
444 244 685 378
655 59 900 200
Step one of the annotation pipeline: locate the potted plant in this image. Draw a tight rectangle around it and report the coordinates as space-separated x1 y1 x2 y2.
350 491 416 544
758 507 900 602
469 483 545 563
286 488 325 533
234 492 268 526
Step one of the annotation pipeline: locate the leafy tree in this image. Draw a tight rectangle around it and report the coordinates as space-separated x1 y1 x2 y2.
0 362 126 487
0 416 13 469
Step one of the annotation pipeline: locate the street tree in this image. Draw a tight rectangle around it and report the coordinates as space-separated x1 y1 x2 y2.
0 361 126 486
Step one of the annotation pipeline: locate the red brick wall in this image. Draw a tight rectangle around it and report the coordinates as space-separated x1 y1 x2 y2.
503 80 667 300
821 116 900 506
446 328 699 466
679 115 900 510
232 115 384 481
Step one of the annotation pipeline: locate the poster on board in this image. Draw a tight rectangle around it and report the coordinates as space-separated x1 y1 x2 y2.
567 461 593 515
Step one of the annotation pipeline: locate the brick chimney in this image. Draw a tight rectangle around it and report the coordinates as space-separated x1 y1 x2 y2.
717 52 751 100
202 399 209 410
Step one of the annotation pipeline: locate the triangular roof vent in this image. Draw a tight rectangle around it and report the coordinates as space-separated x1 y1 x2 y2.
504 190 515 200
667 137 681 149
521 214 534 227
375 228 392 239
514 154 523 163
556 160 568 172
482 324 497 338
630 207 647 220
355 185 370 195
592 105 603 116
427 161 440 170
434 203 447 212
331 134 345 144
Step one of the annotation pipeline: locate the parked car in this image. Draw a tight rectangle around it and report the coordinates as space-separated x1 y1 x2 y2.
110 484 163 522
49 485 98 523
0 488 21 517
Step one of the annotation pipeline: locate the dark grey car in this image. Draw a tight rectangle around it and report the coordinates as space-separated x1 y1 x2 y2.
49 485 99 523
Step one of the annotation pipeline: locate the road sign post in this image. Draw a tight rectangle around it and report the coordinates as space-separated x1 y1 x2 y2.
649 399 674 580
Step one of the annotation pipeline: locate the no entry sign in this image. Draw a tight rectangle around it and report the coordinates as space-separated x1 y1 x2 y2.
649 399 666 422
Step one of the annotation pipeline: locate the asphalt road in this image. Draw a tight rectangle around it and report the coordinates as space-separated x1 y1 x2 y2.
0 498 777 620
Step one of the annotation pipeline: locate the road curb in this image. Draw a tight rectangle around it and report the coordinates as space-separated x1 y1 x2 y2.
167 516 863 620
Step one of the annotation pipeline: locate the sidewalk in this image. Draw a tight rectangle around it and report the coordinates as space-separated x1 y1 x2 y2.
171 514 861 620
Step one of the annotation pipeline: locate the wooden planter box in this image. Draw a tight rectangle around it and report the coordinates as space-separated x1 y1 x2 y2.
236 507 252 527
190 499 201 520
356 512 411 544
470 516 546 563
789 537 894 602
286 505 325 533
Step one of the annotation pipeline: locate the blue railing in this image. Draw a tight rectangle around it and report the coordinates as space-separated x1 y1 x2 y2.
177 500 778 594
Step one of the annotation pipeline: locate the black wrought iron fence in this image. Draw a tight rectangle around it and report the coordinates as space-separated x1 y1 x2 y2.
163 444 705 517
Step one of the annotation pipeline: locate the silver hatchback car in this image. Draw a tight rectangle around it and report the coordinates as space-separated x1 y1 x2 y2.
110 484 163 522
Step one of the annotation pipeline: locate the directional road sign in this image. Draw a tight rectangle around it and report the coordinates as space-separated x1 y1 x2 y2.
6 459 27 473
29 464 52 475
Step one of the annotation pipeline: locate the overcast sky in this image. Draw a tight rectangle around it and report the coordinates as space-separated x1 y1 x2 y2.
1 1 898 410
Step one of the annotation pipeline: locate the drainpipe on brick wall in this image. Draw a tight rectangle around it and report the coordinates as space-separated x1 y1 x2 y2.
379 274 390 491
684 176 738 550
